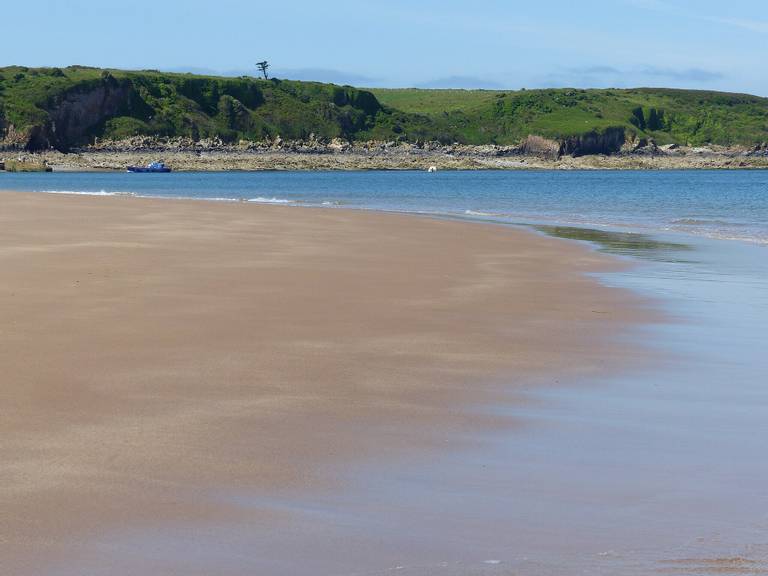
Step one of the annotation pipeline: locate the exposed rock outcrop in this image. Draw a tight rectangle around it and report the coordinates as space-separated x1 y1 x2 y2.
1 76 133 151
0 123 32 149
24 143 768 173
748 143 768 157
43 78 133 151
520 135 561 159
558 127 626 157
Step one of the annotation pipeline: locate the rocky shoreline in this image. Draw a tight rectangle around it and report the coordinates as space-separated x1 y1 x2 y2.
3 136 768 171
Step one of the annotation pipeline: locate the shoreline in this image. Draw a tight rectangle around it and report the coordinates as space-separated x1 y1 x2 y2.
3 142 768 172
0 190 653 575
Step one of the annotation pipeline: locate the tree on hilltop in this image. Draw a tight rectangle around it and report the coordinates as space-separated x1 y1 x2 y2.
256 61 270 80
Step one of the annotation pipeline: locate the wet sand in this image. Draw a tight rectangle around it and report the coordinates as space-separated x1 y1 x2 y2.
0 190 648 575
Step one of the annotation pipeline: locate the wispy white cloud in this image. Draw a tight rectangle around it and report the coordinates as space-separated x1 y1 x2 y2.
273 68 379 86
707 16 768 34
640 66 724 82
415 76 506 90
624 0 768 34
532 64 725 89
624 0 668 9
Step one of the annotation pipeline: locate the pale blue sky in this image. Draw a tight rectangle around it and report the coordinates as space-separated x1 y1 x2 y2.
4 0 767 95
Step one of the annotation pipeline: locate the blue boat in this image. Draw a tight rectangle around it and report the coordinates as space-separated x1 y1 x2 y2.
127 161 171 173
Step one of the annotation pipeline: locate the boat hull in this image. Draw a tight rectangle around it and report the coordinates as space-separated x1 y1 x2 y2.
127 166 172 173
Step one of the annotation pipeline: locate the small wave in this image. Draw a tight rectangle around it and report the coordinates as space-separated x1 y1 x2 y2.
465 209 498 217
321 200 343 206
40 189 133 197
671 218 745 227
247 197 295 204
698 231 768 246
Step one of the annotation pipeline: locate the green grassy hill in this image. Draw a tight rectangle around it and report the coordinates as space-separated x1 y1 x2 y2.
0 66 425 151
372 87 768 147
1 66 767 152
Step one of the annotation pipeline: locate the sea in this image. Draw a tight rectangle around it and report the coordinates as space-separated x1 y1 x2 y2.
2 170 766 246
2 169 767 575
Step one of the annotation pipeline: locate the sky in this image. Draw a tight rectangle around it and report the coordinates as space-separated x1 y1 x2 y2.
3 0 767 95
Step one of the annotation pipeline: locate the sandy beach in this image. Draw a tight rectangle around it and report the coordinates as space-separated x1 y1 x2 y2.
0 191 648 575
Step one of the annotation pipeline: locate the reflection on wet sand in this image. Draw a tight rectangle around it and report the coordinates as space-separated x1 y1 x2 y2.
534 224 693 261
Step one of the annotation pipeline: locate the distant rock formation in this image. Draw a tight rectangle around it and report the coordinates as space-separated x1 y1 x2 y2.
559 127 626 157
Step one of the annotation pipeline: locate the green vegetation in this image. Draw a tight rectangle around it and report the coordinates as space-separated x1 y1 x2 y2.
372 87 768 146
0 66 406 150
1 66 767 152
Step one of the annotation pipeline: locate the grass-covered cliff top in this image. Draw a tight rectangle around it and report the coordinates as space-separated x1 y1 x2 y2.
1 65 767 151
0 66 412 150
371 87 768 146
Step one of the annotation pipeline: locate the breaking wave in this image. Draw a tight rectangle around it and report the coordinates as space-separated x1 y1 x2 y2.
247 197 295 204
39 189 134 197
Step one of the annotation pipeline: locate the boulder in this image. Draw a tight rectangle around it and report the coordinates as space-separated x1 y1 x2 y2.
327 138 351 153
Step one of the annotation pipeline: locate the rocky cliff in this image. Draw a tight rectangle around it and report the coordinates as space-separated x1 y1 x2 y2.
1 77 133 151
558 127 627 157
0 67 393 152
42 77 133 150
4 67 767 154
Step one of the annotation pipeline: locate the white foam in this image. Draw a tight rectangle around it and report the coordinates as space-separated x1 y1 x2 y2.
39 189 131 197
671 218 745 227
464 209 498 217
197 197 242 202
698 231 768 246
247 197 295 204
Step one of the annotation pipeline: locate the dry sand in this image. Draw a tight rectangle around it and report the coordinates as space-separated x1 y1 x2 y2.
0 191 648 574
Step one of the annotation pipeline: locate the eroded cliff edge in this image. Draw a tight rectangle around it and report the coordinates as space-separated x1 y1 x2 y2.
2 66 767 160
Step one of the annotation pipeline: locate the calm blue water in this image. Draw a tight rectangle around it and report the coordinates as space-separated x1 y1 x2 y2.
3 170 768 575
2 170 767 245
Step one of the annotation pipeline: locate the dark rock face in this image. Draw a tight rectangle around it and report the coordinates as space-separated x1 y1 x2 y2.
559 127 626 157
0 77 133 152
43 80 133 151
25 125 51 151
